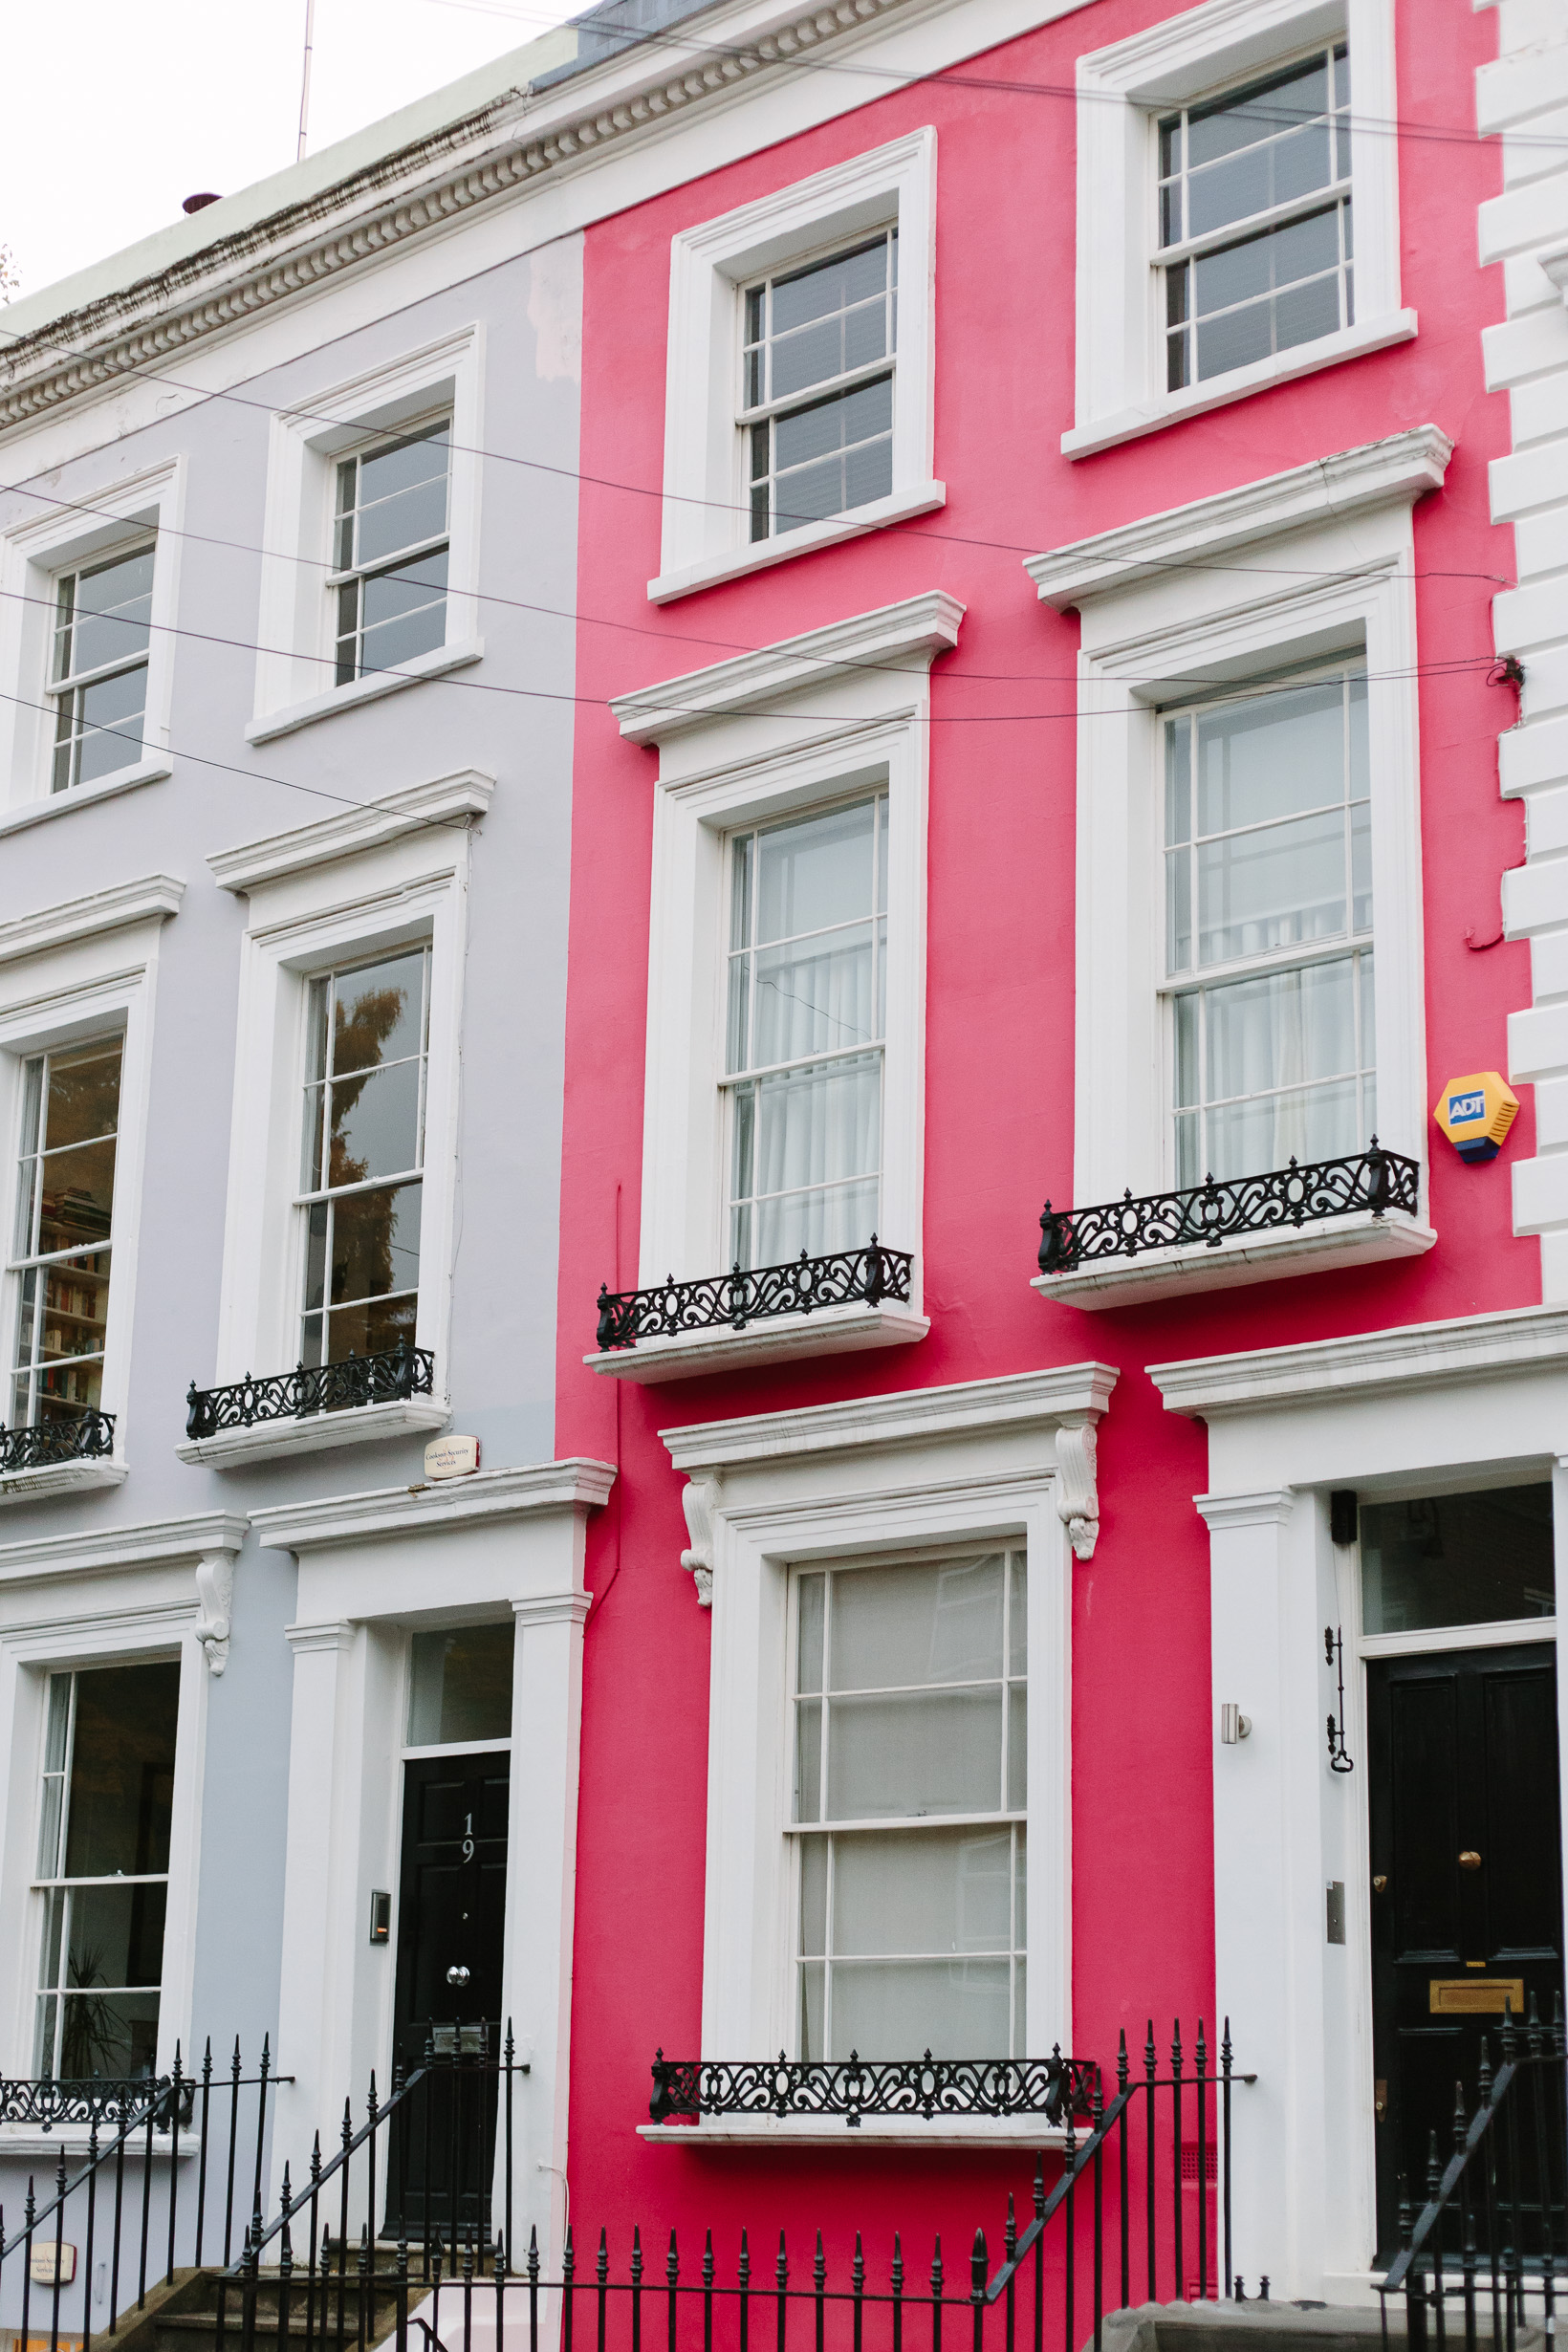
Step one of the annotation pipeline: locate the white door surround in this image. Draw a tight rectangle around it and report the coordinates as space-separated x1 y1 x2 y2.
1148 1305 1568 2300
250 1461 613 2264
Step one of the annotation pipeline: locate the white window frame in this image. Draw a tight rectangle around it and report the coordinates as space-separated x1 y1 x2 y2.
0 1510 247 2090
249 328 484 746
651 130 942 604
1066 0 1413 459
0 458 184 829
30 1652 185 2080
1026 431 1445 1306
787 1542 1031 2065
186 773 492 1468
721 786 890 1274
1159 660 1377 1190
0 883 178 1502
652 1367 1116 2144
597 596 960 1382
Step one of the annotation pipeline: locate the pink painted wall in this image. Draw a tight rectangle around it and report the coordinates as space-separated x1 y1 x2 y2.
551 0 1512 2263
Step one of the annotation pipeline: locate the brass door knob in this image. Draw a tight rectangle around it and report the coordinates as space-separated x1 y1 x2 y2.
1372 1875 1387 1892
1458 1851 1483 1870
1374 2079 1388 2119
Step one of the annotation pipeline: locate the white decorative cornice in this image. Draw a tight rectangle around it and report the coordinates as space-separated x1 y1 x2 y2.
610 592 966 745
0 0 932 439
512 1589 593 1631
663 1365 1119 1475
1195 1490 1296 1533
285 1618 356 1655
0 874 185 967
1024 427 1454 610
208 771 494 894
250 1458 616 1554
1149 1304 1568 1422
0 1510 247 1585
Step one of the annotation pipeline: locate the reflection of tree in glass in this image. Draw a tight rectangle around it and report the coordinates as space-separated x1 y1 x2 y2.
328 985 413 1328
329 985 410 1181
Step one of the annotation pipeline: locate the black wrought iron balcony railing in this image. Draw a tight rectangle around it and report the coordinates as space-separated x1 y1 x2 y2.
185 1338 435 1441
0 1409 116 1475
1037 1141 1421 1275
0 2073 194 2129
597 1238 913 1351
648 2050 1098 2127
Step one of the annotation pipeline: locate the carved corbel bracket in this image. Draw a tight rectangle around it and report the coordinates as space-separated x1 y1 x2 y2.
680 1475 720 1608
1055 1417 1100 1560
194 1551 236 1675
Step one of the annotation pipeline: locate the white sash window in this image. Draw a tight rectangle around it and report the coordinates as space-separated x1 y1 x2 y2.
724 794 887 1269
1163 667 1374 1187
1159 46 1353 393
792 1552 1028 2060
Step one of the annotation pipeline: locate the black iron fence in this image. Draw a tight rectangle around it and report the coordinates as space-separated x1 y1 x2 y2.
0 2021 1238 2352
1379 2001 1568 2352
0 1409 116 1474
185 1340 435 1439
596 1241 913 1350
1036 1143 1420 1275
0 2040 284 2347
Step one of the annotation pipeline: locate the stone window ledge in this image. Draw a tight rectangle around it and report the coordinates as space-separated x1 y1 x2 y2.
585 1307 929 1385
639 2115 1065 2149
0 1460 127 1507
177 1397 449 1470
1033 1211 1435 1311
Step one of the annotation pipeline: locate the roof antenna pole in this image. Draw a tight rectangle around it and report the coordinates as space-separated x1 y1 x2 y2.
296 0 317 162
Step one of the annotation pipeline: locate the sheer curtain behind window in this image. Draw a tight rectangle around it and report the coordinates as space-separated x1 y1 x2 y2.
1165 669 1373 1185
726 795 887 1266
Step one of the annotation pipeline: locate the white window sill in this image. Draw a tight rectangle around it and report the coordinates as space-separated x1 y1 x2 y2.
640 2116 1066 2149
245 640 483 745
176 1395 450 1469
0 758 172 836
0 1459 127 1506
647 485 947 604
1033 1209 1435 1310
0 2123 193 2159
1061 314 1419 460
585 1305 929 1385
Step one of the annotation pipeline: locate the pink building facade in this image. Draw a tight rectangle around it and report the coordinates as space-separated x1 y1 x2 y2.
0 0 1564 2327
552 0 1566 2299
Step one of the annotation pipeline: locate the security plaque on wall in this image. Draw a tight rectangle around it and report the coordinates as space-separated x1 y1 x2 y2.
425 1434 481 1481
1429 1977 1525 2014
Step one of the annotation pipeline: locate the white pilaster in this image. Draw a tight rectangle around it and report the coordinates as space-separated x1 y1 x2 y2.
504 1591 591 2271
273 1619 361 2193
1199 1489 1330 2300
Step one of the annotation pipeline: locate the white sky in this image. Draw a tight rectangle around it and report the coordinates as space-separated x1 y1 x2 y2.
1 0 583 305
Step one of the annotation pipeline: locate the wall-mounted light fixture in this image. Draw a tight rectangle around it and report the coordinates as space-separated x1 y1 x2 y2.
1219 1704 1252 1744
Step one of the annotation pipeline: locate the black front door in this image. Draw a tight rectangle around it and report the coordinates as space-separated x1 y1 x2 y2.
385 1753 510 2240
1368 1644 1563 2254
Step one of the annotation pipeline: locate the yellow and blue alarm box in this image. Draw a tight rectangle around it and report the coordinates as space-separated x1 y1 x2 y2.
1433 1071 1519 1165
